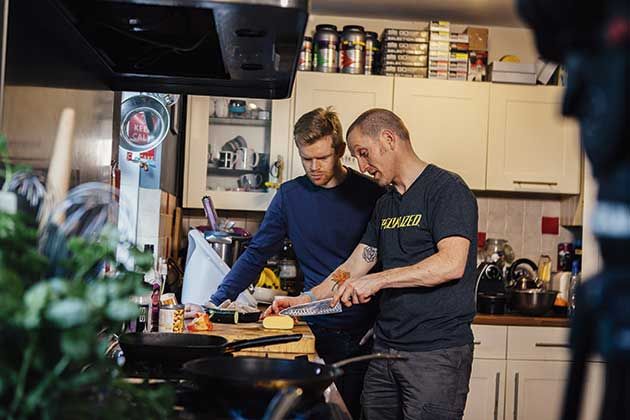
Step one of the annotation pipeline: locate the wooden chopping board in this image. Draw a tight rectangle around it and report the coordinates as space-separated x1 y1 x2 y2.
194 321 316 355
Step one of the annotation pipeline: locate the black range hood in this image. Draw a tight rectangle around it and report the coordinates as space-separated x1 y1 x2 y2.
6 0 309 99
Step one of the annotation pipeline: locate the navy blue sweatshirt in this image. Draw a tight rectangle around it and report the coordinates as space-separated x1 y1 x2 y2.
210 168 385 330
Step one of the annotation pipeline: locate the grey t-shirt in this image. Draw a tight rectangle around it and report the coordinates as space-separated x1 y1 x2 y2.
361 164 478 352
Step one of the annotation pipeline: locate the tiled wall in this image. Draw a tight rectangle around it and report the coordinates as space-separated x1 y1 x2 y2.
181 197 577 271
477 195 575 270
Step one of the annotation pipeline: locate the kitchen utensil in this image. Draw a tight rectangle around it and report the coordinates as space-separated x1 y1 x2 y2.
483 238 514 268
509 289 558 316
477 292 507 314
475 262 505 295
238 173 264 190
119 94 169 153
218 151 237 169
182 353 406 413
201 195 219 231
280 298 342 317
235 147 260 170
506 258 540 289
215 98 229 118
118 332 302 368
204 308 262 324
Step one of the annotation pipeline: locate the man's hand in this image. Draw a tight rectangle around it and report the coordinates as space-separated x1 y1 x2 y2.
184 303 204 319
261 295 311 319
332 274 383 307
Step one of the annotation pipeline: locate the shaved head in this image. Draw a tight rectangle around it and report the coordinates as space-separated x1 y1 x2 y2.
346 108 410 142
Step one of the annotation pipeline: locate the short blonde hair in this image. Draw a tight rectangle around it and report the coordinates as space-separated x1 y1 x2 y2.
293 107 344 151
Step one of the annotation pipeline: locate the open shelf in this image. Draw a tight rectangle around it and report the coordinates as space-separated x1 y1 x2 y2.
207 167 267 176
209 117 270 127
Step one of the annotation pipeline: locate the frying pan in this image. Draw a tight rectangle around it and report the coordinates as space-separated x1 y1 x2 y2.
118 332 302 368
182 353 405 412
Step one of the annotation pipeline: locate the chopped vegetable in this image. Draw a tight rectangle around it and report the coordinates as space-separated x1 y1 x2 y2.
187 312 213 332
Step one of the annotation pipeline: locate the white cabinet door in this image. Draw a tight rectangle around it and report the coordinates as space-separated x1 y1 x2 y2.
464 359 506 420
505 360 604 420
290 72 394 179
393 78 490 190
486 85 581 194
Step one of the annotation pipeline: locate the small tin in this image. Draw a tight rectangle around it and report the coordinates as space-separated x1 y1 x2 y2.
159 304 185 333
298 36 313 71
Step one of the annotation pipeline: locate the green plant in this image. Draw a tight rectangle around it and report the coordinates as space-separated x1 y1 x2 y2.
0 137 174 419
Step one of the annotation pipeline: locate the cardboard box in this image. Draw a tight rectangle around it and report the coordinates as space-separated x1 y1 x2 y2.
464 27 489 51
428 69 448 79
449 33 469 43
382 65 428 77
429 40 450 51
383 28 429 39
449 42 469 52
383 54 428 67
467 50 488 81
429 20 450 31
382 41 429 53
429 31 450 42
488 62 537 84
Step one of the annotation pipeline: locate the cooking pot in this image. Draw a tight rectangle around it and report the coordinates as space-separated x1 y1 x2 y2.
477 292 507 314
509 289 558 316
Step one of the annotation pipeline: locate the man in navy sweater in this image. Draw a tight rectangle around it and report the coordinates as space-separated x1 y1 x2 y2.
185 107 384 419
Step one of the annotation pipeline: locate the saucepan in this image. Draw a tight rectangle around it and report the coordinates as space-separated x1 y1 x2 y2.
118 332 302 368
182 353 405 414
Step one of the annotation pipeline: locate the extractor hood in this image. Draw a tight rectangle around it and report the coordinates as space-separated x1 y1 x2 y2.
5 0 309 99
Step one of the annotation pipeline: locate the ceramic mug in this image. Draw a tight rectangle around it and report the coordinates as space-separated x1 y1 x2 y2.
219 151 236 169
238 173 263 190
215 98 229 118
234 147 259 170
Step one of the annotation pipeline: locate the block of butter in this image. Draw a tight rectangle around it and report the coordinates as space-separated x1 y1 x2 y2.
262 315 294 330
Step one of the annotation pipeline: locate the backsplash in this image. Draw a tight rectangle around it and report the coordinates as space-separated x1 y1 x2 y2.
477 195 576 270
181 196 577 271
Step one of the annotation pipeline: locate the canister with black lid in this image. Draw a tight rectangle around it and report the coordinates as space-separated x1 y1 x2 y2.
339 25 366 74
313 24 339 72
364 31 380 75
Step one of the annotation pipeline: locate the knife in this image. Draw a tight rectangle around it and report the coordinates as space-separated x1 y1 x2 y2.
279 298 342 317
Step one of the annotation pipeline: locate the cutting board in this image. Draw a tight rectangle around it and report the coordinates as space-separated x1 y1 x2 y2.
194 321 316 355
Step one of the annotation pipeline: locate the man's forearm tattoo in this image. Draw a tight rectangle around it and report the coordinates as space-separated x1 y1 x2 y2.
362 246 378 263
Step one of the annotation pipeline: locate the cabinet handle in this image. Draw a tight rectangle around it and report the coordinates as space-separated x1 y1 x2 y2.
513 372 519 420
513 180 558 187
494 372 500 420
473 341 481 345
535 342 570 348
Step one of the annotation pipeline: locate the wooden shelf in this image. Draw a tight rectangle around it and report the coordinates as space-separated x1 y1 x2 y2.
209 117 270 127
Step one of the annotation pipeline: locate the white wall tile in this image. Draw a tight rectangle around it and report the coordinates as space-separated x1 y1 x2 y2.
542 199 561 217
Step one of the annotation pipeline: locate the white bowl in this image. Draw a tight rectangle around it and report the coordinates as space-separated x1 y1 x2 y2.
253 287 287 304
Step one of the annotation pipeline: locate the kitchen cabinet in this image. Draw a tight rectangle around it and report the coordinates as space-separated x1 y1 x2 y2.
183 95 293 210
486 84 581 194
289 71 394 179
504 360 604 420
393 78 490 190
464 359 506 420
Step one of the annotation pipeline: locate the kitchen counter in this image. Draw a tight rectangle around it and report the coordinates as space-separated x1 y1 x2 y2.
473 313 570 327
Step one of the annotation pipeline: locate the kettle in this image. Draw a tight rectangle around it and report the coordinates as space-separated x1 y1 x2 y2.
506 258 541 290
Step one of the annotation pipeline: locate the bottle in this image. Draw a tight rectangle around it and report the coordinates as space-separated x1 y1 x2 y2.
568 259 581 319
278 239 300 296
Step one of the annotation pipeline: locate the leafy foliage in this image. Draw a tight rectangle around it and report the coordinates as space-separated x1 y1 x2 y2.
0 173 174 418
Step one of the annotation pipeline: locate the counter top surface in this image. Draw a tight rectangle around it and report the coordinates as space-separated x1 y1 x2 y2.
473 313 570 327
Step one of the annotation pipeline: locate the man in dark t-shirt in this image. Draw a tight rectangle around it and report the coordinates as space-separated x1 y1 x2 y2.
267 109 478 420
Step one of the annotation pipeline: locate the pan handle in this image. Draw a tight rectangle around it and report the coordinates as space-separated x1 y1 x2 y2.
225 334 303 352
331 352 407 369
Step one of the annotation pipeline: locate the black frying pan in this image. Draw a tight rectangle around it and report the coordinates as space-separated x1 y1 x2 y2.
119 332 302 368
182 353 405 412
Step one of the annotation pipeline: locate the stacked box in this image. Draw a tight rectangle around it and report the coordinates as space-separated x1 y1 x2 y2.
448 33 469 80
428 21 450 79
381 28 429 78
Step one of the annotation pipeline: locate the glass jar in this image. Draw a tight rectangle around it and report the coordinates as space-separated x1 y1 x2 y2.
483 238 514 268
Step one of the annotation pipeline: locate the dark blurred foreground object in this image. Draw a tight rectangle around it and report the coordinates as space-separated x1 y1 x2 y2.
517 0 629 419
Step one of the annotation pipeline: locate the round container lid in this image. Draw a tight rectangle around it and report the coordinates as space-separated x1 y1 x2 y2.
315 24 337 32
343 25 365 33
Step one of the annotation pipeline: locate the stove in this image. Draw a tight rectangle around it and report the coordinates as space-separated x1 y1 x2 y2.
122 362 350 420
